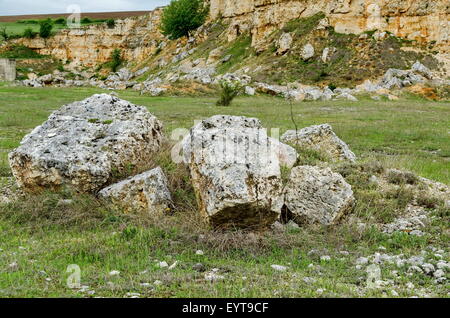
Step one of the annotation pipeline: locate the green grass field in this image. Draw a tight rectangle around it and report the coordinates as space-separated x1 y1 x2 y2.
0 85 449 298
0 20 107 42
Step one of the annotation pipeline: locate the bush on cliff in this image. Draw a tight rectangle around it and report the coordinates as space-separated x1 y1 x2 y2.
109 49 123 72
161 0 208 40
39 19 53 39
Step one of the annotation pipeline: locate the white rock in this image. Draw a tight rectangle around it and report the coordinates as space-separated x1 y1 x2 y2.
196 250 205 256
281 124 356 162
422 263 435 274
433 270 445 278
158 261 169 268
98 167 172 214
9 94 163 193
283 166 355 225
205 272 225 282
182 115 284 229
271 265 288 272
301 44 315 60
356 257 369 265
244 86 256 96
277 32 293 55
320 255 331 262
109 270 120 276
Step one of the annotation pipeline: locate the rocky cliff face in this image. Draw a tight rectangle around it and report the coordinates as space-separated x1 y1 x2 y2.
210 0 449 50
17 10 165 68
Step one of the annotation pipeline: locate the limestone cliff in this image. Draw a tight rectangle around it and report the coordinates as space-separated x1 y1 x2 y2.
210 0 449 50
16 10 165 67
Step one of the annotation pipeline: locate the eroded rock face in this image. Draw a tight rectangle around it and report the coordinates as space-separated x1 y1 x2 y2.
281 124 356 162
284 166 355 225
9 94 163 193
210 0 449 52
98 167 172 214
182 115 285 229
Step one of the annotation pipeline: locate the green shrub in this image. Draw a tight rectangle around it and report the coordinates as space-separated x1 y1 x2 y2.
109 49 123 72
0 28 9 41
81 17 92 24
161 0 208 40
0 45 45 59
54 18 66 25
39 19 53 39
106 19 116 28
216 79 243 106
23 27 36 39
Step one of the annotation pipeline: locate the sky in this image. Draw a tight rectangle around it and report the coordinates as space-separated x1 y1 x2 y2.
0 0 171 16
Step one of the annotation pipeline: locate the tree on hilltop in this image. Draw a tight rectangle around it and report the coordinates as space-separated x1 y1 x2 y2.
160 0 209 40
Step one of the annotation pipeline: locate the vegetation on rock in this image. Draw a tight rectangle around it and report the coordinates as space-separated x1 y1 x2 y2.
38 19 53 39
160 0 208 40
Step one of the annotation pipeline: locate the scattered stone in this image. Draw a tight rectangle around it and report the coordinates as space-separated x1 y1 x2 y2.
422 263 435 275
195 250 204 256
158 261 169 268
169 261 178 270
244 86 255 96
109 270 120 276
9 94 163 193
320 255 331 262
356 257 369 265
283 166 355 225
205 271 225 282
301 44 315 60
277 32 293 55
281 124 356 163
271 265 287 272
433 270 445 278
98 167 172 214
193 263 206 272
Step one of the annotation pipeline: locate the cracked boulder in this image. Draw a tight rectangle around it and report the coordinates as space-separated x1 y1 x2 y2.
284 166 355 225
9 94 163 193
98 167 172 214
281 124 356 162
182 115 285 229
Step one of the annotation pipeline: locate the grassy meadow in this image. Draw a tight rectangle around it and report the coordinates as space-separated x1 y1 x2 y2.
0 85 449 297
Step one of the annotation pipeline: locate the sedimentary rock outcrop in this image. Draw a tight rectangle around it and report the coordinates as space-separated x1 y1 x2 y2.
182 115 285 229
15 11 165 67
284 165 355 225
9 94 163 193
98 167 172 214
210 0 449 51
281 124 356 162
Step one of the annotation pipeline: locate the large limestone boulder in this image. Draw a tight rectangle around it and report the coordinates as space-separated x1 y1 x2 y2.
9 94 163 193
281 124 356 162
98 167 172 214
182 115 285 229
284 166 355 225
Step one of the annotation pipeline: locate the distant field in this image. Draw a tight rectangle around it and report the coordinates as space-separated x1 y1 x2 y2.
0 11 152 41
0 11 151 23
0 22 68 38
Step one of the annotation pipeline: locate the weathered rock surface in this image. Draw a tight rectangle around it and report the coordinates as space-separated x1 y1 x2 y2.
182 115 285 229
284 166 355 225
210 0 449 52
9 94 163 193
281 124 356 162
277 32 293 55
98 167 172 214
